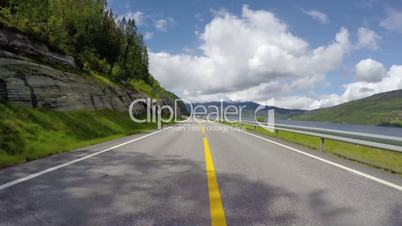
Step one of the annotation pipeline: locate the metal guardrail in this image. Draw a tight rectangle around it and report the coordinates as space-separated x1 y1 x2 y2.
233 120 402 153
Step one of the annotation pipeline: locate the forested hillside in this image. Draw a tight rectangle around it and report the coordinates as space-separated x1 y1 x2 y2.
0 0 174 99
292 89 402 127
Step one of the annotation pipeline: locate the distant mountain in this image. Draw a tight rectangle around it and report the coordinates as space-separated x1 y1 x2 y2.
292 89 402 127
186 101 305 119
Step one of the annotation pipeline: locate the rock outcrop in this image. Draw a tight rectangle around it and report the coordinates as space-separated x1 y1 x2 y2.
0 58 147 113
0 27 76 69
0 27 182 116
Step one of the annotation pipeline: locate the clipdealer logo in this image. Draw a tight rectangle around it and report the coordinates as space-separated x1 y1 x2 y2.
128 98 275 132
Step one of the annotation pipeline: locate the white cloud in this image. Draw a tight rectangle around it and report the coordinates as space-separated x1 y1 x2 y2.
356 27 381 50
274 96 321 110
289 62 402 110
355 58 385 82
380 8 402 33
155 19 168 31
150 5 350 103
302 9 330 24
120 11 144 26
341 64 402 101
144 32 154 40
154 18 174 31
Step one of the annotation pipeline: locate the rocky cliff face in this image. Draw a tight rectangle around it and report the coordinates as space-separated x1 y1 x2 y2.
0 27 75 69
0 58 147 113
0 27 180 116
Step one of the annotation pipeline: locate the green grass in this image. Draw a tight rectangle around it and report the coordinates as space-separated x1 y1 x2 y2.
0 103 160 168
90 71 119 89
222 121 402 175
129 79 156 98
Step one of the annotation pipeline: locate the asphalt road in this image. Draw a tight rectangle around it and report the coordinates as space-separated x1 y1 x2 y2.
0 121 401 225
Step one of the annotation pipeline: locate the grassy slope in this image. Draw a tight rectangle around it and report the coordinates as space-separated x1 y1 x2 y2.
0 103 158 168
223 121 402 175
292 89 402 126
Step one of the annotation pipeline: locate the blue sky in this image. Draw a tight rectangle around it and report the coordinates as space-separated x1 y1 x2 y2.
109 0 402 109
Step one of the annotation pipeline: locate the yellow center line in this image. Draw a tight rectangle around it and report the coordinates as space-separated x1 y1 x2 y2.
202 126 227 226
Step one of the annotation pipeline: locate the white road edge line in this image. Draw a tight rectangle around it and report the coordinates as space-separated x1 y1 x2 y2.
238 129 402 191
0 129 164 191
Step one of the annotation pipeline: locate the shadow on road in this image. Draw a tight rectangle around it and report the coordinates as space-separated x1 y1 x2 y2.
0 150 399 226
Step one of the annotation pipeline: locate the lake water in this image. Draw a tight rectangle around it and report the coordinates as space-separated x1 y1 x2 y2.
223 116 402 137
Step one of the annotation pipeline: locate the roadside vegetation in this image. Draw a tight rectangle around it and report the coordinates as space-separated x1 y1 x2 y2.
0 1 187 168
0 103 161 168
222 121 402 175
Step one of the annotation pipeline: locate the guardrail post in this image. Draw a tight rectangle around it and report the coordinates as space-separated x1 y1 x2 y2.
275 129 278 136
254 125 257 131
320 137 325 152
